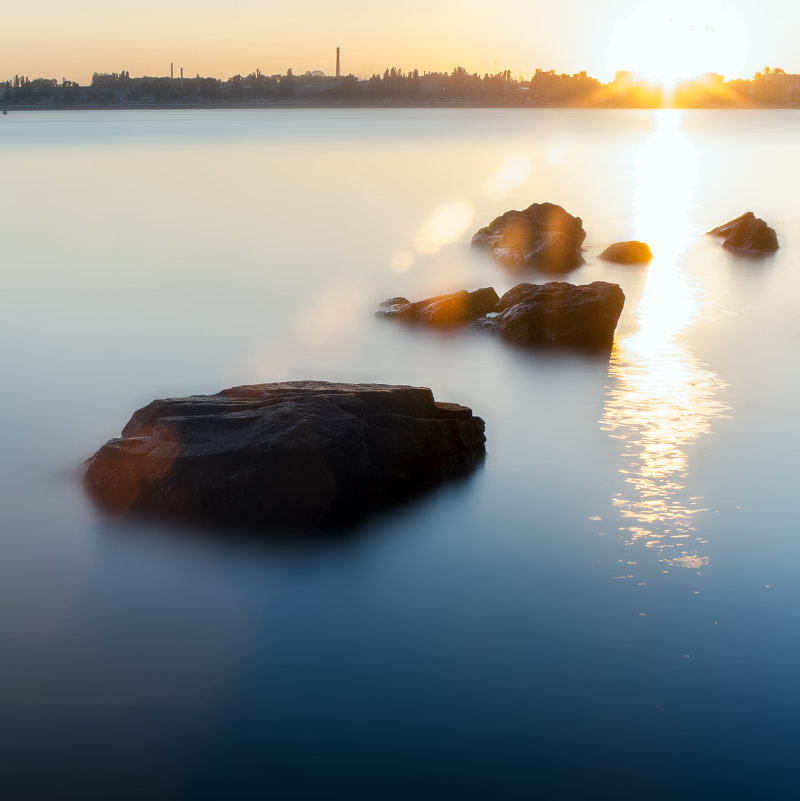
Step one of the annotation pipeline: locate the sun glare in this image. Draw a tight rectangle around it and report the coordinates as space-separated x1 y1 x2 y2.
608 1 746 85
598 110 729 568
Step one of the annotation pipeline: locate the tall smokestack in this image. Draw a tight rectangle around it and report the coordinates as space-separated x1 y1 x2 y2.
336 47 340 78
171 62 174 79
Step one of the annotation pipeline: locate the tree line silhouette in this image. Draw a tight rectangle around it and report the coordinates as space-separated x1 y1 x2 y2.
2 65 799 107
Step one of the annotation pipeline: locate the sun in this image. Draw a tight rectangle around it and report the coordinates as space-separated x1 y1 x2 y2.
608 1 746 86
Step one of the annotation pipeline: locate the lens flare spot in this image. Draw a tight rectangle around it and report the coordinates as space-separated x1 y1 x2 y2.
413 200 475 255
484 156 531 200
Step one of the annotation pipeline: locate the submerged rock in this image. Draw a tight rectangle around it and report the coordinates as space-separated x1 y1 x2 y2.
476 281 625 350
376 287 499 327
379 281 625 351
472 202 586 272
84 382 486 534
598 241 652 264
707 212 779 255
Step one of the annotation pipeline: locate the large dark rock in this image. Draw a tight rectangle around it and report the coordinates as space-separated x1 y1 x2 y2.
376 287 499 327
472 202 586 272
475 281 625 350
598 241 652 264
707 212 779 255
84 382 486 534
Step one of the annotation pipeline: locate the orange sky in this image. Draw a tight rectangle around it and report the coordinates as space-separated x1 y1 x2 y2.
1 1 796 84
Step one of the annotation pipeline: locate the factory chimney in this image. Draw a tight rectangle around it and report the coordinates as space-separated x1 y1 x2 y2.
171 62 174 79
336 47 340 78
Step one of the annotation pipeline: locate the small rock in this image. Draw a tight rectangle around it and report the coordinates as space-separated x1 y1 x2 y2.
84 382 486 534
707 212 779 255
376 287 499 327
598 241 652 264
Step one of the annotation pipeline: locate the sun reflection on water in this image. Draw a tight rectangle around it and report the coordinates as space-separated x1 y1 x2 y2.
632 109 696 266
600 111 729 570
602 341 729 565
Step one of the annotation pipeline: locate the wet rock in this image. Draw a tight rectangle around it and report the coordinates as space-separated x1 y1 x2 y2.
598 241 652 264
472 202 586 272
376 287 500 327
84 382 486 534
707 212 779 255
475 281 625 350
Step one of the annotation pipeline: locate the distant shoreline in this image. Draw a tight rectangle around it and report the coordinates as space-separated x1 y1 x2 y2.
4 101 800 111
7 66 798 110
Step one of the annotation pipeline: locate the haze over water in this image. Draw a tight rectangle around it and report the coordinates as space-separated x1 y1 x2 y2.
2 108 800 798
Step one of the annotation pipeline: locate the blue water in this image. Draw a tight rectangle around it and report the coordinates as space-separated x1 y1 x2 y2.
1 109 799 799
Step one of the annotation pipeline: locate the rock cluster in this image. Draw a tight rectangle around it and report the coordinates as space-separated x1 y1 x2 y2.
471 202 586 272
707 212 779 255
378 281 625 350
84 382 486 534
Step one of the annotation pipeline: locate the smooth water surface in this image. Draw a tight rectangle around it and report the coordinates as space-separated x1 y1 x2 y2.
2 109 800 799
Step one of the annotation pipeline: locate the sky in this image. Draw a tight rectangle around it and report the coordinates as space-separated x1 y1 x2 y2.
2 0 798 85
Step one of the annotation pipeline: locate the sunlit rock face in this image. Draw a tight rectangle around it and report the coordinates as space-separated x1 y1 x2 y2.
472 202 586 272
707 212 779 255
84 382 486 534
598 240 653 264
376 287 499 327
477 281 625 350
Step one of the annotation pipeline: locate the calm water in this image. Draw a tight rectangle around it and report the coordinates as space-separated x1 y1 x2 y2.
2 108 799 799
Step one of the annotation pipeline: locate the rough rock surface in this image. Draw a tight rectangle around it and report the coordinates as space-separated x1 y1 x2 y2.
471 202 586 272
476 281 625 349
707 212 779 255
84 382 486 533
376 287 500 327
598 241 652 264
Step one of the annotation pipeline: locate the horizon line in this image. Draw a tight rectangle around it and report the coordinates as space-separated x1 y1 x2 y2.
4 64 797 87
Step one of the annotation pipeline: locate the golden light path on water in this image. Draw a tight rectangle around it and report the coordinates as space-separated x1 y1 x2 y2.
600 111 729 571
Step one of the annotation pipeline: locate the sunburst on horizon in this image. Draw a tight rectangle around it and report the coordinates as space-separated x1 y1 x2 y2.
607 1 747 87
